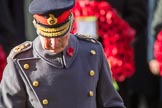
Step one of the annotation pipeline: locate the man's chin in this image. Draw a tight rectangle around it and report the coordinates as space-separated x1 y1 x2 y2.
42 46 66 54
48 49 63 54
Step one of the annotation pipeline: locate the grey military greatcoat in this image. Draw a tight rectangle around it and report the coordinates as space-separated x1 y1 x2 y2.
0 34 125 108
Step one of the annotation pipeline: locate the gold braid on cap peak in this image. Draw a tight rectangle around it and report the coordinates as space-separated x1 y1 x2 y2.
36 15 72 38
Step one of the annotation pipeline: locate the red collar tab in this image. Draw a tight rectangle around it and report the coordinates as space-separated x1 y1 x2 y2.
33 10 71 26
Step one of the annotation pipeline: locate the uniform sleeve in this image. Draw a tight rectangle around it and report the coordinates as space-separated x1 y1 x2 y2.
0 58 27 108
96 46 125 108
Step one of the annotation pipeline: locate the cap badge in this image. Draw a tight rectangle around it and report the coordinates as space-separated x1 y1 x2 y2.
47 14 58 25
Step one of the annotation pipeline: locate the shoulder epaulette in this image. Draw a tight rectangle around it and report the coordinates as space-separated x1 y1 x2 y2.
75 33 98 44
9 41 32 59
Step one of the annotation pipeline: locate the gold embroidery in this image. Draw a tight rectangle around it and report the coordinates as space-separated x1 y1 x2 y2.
36 19 70 37
36 21 70 32
47 14 57 25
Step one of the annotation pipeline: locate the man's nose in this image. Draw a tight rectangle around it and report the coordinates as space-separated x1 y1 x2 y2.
50 38 58 46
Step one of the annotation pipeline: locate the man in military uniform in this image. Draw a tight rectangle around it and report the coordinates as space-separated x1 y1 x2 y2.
0 0 125 108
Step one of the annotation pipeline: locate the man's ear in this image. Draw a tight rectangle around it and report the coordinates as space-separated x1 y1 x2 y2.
71 13 74 25
33 19 41 35
33 19 37 29
70 13 74 31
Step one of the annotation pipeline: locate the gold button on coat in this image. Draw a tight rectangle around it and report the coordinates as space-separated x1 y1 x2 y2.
89 91 94 97
33 81 39 87
42 99 48 105
89 70 95 77
23 64 30 70
90 50 96 55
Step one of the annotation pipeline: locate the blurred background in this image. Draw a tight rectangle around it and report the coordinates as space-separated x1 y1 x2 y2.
0 0 162 108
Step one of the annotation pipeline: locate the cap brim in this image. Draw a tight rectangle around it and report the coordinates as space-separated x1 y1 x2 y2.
36 14 72 38
37 22 71 38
